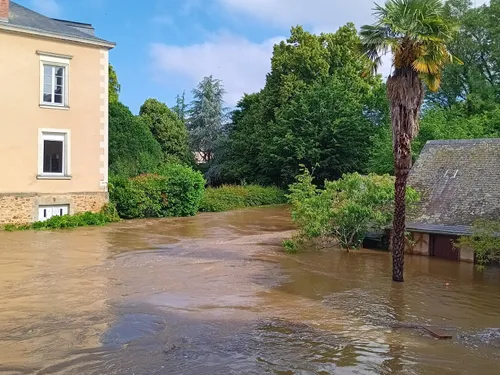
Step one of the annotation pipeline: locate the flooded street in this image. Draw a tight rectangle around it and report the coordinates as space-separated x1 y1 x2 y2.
1 206 500 374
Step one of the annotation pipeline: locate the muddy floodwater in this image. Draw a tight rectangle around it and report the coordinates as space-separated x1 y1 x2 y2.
1 207 500 374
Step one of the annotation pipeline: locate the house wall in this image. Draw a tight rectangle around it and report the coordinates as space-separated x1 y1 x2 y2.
407 231 475 263
407 232 430 256
459 246 475 263
0 30 109 223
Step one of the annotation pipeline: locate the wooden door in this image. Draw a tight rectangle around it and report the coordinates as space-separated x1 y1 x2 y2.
431 234 459 260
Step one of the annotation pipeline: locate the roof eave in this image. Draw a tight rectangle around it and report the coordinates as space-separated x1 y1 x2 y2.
0 22 115 49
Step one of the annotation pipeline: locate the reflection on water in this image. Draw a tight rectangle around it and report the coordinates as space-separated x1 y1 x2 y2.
0 206 499 374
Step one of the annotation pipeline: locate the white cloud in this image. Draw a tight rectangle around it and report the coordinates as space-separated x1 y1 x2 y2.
219 0 377 31
150 33 283 106
220 0 491 31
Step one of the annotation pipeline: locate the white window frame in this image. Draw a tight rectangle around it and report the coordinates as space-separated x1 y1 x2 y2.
38 205 70 222
38 129 71 178
38 53 71 108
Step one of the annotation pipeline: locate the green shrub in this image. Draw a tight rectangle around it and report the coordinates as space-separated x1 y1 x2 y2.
110 163 205 219
109 102 164 177
287 168 419 250
199 185 286 212
455 220 500 270
3 203 120 231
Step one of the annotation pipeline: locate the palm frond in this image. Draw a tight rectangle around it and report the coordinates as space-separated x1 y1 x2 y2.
360 0 460 89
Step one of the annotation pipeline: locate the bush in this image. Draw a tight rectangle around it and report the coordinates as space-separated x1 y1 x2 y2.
286 168 419 251
109 102 164 177
3 203 120 231
199 185 286 212
109 163 205 219
455 220 500 270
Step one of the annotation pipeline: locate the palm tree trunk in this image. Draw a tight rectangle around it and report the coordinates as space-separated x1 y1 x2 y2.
387 68 424 283
392 131 411 282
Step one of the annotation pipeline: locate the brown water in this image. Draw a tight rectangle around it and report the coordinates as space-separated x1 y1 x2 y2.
1 206 500 375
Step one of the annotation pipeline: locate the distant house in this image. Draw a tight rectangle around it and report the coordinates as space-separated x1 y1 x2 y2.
406 139 500 262
0 0 115 224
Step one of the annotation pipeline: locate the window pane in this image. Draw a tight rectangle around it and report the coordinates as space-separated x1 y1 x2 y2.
43 140 63 173
56 75 63 86
44 65 52 76
43 93 53 102
56 67 64 77
44 74 53 86
55 86 62 95
54 94 63 104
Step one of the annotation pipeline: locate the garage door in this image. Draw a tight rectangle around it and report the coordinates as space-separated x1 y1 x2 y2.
430 234 459 261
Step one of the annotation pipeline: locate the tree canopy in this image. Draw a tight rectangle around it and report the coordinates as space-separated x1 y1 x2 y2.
139 98 191 164
214 25 386 187
109 102 163 177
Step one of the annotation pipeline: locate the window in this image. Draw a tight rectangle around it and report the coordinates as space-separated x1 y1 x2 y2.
38 205 69 222
38 129 71 178
43 65 65 105
38 51 71 108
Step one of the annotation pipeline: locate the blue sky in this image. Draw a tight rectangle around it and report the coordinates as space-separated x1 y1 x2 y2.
19 0 489 113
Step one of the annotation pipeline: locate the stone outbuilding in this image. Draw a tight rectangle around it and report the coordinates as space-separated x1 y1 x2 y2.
406 139 500 262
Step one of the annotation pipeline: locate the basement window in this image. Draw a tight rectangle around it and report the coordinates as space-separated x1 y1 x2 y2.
38 205 69 222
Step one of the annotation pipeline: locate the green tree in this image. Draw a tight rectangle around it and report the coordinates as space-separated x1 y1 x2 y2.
188 76 228 163
172 91 188 122
427 0 500 111
222 25 386 186
361 0 459 282
109 102 163 177
262 76 380 186
139 98 191 164
109 64 120 104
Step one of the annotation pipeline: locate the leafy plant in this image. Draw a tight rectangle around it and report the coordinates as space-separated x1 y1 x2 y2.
455 220 500 270
199 185 286 212
110 164 205 219
109 102 164 177
287 168 419 250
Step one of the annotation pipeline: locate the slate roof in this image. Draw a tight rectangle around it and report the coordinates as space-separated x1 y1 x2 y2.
407 139 500 235
1 1 114 47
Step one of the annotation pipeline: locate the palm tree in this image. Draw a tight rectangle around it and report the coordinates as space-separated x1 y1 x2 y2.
361 0 460 282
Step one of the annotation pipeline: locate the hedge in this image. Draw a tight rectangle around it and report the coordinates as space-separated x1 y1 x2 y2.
110 163 205 219
199 185 287 212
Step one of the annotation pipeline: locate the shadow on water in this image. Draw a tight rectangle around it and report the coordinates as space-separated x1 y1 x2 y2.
1 206 500 374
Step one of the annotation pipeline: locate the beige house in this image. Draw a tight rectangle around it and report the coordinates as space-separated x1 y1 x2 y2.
0 0 115 224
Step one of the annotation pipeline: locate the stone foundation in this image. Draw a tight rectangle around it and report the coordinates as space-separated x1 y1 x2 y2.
0 192 108 225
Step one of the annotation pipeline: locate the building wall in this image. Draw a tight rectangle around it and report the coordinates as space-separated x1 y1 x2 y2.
407 231 476 263
0 30 109 222
407 232 430 256
0 192 108 224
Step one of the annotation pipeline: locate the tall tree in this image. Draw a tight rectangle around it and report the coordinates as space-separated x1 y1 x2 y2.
188 76 227 163
109 64 120 104
139 98 191 164
172 91 188 122
427 0 500 111
222 25 386 186
109 102 163 177
361 0 459 282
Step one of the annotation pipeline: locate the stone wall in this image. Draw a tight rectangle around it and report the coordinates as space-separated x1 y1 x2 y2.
0 192 108 225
